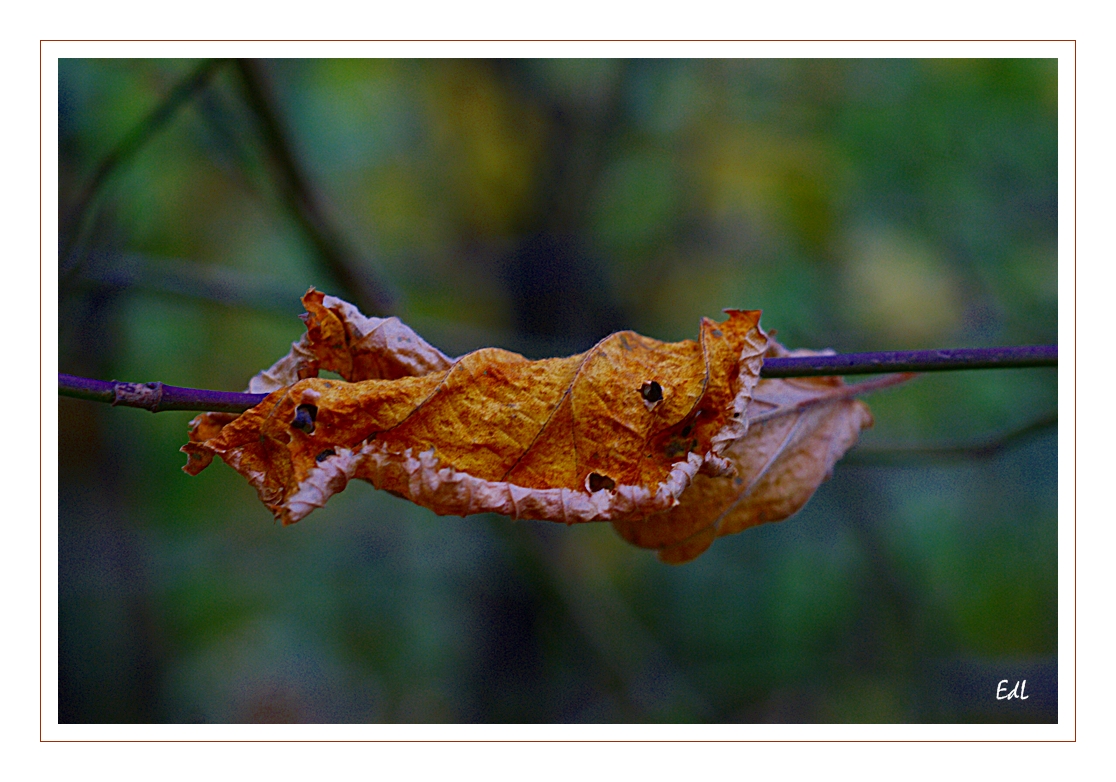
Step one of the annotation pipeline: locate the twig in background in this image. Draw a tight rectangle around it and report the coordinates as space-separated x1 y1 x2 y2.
60 59 229 280
233 59 396 316
504 520 713 720
844 411 1058 466
73 251 306 315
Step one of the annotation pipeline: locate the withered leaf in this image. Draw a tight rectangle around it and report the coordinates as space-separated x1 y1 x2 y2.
184 289 455 470
184 291 881 562
250 289 454 392
184 289 769 527
612 344 874 563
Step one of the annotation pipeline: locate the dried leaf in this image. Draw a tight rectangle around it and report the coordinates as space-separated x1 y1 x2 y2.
184 290 455 469
612 344 874 563
183 291 880 562
249 289 454 392
183 289 769 527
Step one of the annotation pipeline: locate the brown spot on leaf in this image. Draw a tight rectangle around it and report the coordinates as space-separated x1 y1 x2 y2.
665 438 691 460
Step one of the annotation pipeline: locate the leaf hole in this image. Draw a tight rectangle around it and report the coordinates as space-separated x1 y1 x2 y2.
640 380 663 404
292 404 318 434
587 473 616 493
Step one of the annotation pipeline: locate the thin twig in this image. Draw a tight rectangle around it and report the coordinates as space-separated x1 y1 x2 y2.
60 59 229 279
519 522 712 719
74 251 305 315
58 373 266 414
233 59 396 315
844 411 1058 466
759 345 1057 377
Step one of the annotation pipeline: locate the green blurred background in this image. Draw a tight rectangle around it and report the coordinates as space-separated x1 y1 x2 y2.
57 58 1058 723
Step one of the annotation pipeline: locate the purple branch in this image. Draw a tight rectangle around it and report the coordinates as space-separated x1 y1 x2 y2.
759 345 1057 377
58 345 1057 414
58 374 268 414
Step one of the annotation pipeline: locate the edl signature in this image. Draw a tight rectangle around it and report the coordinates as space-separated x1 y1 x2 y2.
996 679 1029 700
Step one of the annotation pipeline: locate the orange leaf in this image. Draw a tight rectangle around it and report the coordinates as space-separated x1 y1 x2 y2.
248 289 454 392
184 290 769 527
183 291 882 562
612 344 874 563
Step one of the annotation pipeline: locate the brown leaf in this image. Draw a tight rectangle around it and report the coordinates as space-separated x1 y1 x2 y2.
184 289 454 474
183 291 891 562
611 344 875 563
182 412 238 473
249 289 454 392
183 290 770 527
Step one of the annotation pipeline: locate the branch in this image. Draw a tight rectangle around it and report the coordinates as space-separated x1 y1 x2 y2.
58 374 267 414
843 411 1058 466
233 59 396 315
57 344 1058 414
74 251 305 315
61 59 229 279
759 345 1057 377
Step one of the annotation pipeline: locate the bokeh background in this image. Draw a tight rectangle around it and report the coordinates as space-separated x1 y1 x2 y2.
57 58 1058 723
